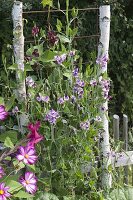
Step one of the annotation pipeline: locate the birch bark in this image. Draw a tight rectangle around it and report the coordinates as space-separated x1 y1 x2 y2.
12 1 26 102
98 5 112 189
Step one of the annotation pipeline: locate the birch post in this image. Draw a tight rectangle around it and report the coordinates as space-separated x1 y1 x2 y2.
12 1 26 102
98 6 111 188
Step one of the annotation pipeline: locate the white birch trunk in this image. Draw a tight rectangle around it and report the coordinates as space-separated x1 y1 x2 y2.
12 1 26 102
98 5 112 188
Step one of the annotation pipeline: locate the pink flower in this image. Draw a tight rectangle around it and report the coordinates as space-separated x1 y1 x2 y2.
0 166 5 179
16 145 37 165
32 26 39 37
0 183 11 200
27 121 44 147
0 105 8 121
19 172 37 194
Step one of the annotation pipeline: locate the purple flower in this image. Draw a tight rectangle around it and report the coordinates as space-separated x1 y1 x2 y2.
54 54 67 65
90 79 97 86
45 109 60 125
76 79 85 87
69 50 75 57
0 183 10 200
36 95 50 103
41 96 50 103
72 68 79 77
73 86 84 98
95 116 102 122
19 172 37 194
0 105 8 121
64 95 69 101
96 54 108 71
26 76 35 88
57 97 65 105
0 166 5 179
47 31 58 45
32 26 39 37
99 78 110 100
16 145 37 165
80 120 90 130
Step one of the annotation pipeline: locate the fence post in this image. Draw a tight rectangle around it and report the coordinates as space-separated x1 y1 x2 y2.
113 115 120 141
123 114 128 184
12 1 26 102
98 5 111 189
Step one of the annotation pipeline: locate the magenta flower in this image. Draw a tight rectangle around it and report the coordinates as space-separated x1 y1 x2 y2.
19 172 37 194
0 183 11 200
0 166 5 178
16 145 37 165
0 105 8 121
27 121 44 147
47 31 58 45
32 26 39 37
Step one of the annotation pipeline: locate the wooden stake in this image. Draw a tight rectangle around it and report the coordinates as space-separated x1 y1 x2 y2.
98 5 111 189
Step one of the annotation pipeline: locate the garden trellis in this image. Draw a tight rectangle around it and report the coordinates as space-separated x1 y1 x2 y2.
12 1 133 190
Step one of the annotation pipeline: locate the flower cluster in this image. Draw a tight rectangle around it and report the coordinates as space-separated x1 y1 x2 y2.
0 105 8 121
32 26 39 37
96 54 108 71
15 122 43 194
90 79 97 86
36 95 50 103
73 79 85 99
47 31 58 46
99 77 111 100
54 54 67 65
26 76 36 88
72 67 79 78
57 95 69 105
45 109 60 125
80 120 90 130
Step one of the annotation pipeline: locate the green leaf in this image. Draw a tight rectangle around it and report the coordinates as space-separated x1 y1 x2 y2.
5 95 15 111
0 130 17 144
7 180 23 193
0 97 4 105
36 193 59 200
8 63 18 70
56 19 62 32
40 50 56 63
4 137 14 148
14 190 34 198
57 34 71 43
41 0 53 7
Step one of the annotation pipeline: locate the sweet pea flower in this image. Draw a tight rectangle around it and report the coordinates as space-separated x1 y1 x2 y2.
19 172 37 194
72 67 79 77
47 31 58 45
54 54 66 65
0 183 11 200
80 120 90 130
45 109 60 125
26 76 35 88
32 26 39 37
57 97 65 105
96 54 108 69
0 166 5 178
16 145 37 165
0 105 8 121
27 121 44 147
90 79 97 86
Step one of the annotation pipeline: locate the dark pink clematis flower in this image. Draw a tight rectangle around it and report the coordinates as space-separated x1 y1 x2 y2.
19 172 37 194
0 105 8 121
16 145 37 165
0 166 5 179
27 121 44 147
0 183 11 200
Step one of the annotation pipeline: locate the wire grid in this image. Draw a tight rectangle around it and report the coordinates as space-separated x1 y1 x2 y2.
23 6 100 64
